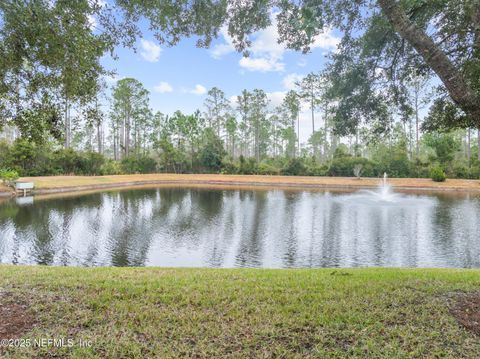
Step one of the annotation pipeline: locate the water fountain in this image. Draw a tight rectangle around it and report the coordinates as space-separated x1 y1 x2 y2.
362 172 399 202
335 172 434 206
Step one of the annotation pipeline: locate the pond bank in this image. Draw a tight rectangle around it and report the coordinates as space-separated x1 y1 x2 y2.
0 266 478 357
8 174 480 196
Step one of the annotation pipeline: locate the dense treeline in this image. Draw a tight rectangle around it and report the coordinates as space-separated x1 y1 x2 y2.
1 101 479 179
1 1 480 181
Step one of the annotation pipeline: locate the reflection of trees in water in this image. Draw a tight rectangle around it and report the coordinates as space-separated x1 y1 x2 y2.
234 191 267 267
107 190 162 267
441 197 480 268
320 200 342 267
1 189 480 268
431 197 456 266
9 203 60 265
280 191 299 268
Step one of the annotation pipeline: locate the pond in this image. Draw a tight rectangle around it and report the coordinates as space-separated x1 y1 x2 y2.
0 186 479 268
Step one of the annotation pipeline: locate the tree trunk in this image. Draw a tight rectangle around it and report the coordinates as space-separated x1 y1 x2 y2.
113 123 118 161
311 96 315 134
378 0 480 125
415 92 420 158
323 103 328 161
478 128 480 161
125 109 130 157
467 128 471 167
97 121 103 154
64 95 70 149
297 112 300 157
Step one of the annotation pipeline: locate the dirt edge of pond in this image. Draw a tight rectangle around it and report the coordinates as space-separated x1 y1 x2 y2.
17 175 480 197
449 292 480 336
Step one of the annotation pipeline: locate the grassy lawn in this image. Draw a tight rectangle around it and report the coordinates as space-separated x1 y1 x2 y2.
0 266 479 358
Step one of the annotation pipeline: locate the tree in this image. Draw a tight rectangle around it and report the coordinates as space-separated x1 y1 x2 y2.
250 89 269 162
169 110 204 170
298 73 322 135
204 87 230 137
424 131 461 167
406 76 429 158
116 0 480 130
0 0 126 147
224 114 238 158
110 78 150 159
236 90 253 158
199 128 226 172
279 90 300 157
308 130 326 161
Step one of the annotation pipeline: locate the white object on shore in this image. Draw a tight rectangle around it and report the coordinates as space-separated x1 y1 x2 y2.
15 181 34 196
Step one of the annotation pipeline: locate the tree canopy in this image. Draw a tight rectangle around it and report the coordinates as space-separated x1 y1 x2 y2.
115 0 480 132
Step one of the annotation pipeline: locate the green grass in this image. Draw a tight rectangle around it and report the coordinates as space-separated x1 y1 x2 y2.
0 266 479 358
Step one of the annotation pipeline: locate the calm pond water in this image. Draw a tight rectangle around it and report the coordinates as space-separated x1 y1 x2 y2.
0 186 479 268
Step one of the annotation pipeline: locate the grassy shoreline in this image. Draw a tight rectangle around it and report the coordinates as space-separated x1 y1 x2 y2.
0 173 479 196
0 266 479 357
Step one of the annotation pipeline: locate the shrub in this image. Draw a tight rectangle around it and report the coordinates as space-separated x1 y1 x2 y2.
81 152 105 175
470 165 480 180
6 139 37 175
281 158 306 176
328 157 377 177
306 164 328 176
121 155 157 174
100 160 122 175
451 163 469 179
238 156 257 175
220 157 239 174
257 162 280 175
0 168 19 184
53 148 84 175
430 166 447 182
199 129 226 172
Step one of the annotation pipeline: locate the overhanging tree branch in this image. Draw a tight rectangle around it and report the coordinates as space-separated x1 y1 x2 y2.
378 0 480 124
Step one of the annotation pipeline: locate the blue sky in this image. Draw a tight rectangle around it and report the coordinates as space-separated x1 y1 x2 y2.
100 17 341 142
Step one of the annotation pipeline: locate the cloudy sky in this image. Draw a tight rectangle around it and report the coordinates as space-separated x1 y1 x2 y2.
101 17 341 142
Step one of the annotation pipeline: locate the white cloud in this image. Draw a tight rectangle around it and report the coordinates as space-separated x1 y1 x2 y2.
140 39 162 62
211 27 235 59
266 91 286 108
213 16 285 73
297 58 307 67
282 73 304 91
239 57 284 72
154 81 173 93
87 15 97 29
210 16 340 73
190 84 207 95
311 28 341 51
229 95 237 108
104 74 124 85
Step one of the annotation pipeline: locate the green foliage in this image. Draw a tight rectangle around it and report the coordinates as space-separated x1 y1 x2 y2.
306 164 329 176
199 129 226 172
100 160 122 175
238 156 257 175
121 156 157 174
430 166 447 182
53 149 85 175
328 157 377 177
424 132 460 165
6 139 39 175
257 162 280 176
281 158 306 176
0 168 19 184
82 152 105 175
